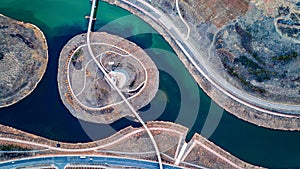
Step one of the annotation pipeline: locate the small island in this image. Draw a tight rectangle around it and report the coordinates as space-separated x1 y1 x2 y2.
58 32 159 124
0 14 48 107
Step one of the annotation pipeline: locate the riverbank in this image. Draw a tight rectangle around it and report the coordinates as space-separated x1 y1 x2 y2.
0 121 263 168
103 0 300 131
1 0 300 167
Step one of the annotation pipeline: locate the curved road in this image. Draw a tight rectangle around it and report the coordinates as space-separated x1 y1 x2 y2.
0 127 182 153
120 0 300 119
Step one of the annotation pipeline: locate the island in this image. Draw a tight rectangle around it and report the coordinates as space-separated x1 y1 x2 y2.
0 1 270 168
58 32 159 124
0 14 48 107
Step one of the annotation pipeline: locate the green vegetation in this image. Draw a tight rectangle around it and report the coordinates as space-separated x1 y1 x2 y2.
252 86 266 94
221 55 267 94
72 49 83 62
0 145 28 151
272 51 298 62
0 145 30 159
235 55 261 70
251 52 265 65
234 55 272 82
249 68 272 82
223 62 266 94
232 71 266 94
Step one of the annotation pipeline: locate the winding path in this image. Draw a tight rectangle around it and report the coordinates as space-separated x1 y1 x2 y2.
67 43 147 111
86 0 163 168
175 0 190 40
0 127 182 153
0 126 239 168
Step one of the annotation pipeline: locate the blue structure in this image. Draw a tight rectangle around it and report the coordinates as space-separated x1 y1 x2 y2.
0 155 184 169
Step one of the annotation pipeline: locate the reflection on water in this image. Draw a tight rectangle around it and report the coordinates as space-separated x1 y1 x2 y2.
0 0 300 168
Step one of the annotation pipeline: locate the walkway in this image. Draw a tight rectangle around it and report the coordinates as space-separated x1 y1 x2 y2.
119 0 300 119
86 0 162 168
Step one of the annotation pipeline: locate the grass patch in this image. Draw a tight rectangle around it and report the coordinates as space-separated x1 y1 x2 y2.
251 52 265 65
235 55 261 70
272 51 298 62
72 48 83 62
0 145 28 151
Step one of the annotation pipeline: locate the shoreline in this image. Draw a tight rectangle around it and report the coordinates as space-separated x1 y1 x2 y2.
0 121 263 168
0 4 264 168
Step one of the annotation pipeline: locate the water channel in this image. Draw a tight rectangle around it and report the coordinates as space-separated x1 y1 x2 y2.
0 0 300 168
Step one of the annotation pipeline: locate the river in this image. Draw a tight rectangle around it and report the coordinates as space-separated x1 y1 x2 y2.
0 0 300 168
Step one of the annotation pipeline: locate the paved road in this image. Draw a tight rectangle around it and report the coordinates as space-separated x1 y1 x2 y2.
86 0 162 168
0 155 183 169
120 0 300 118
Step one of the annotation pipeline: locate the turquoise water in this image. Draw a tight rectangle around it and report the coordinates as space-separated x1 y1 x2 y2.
1 0 300 168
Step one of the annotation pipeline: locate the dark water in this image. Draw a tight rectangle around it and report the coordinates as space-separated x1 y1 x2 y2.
0 0 300 168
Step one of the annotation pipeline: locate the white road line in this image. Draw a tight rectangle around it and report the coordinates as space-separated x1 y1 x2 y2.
122 0 300 119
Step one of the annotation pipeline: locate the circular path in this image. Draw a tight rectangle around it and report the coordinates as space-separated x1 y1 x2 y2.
58 32 159 124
